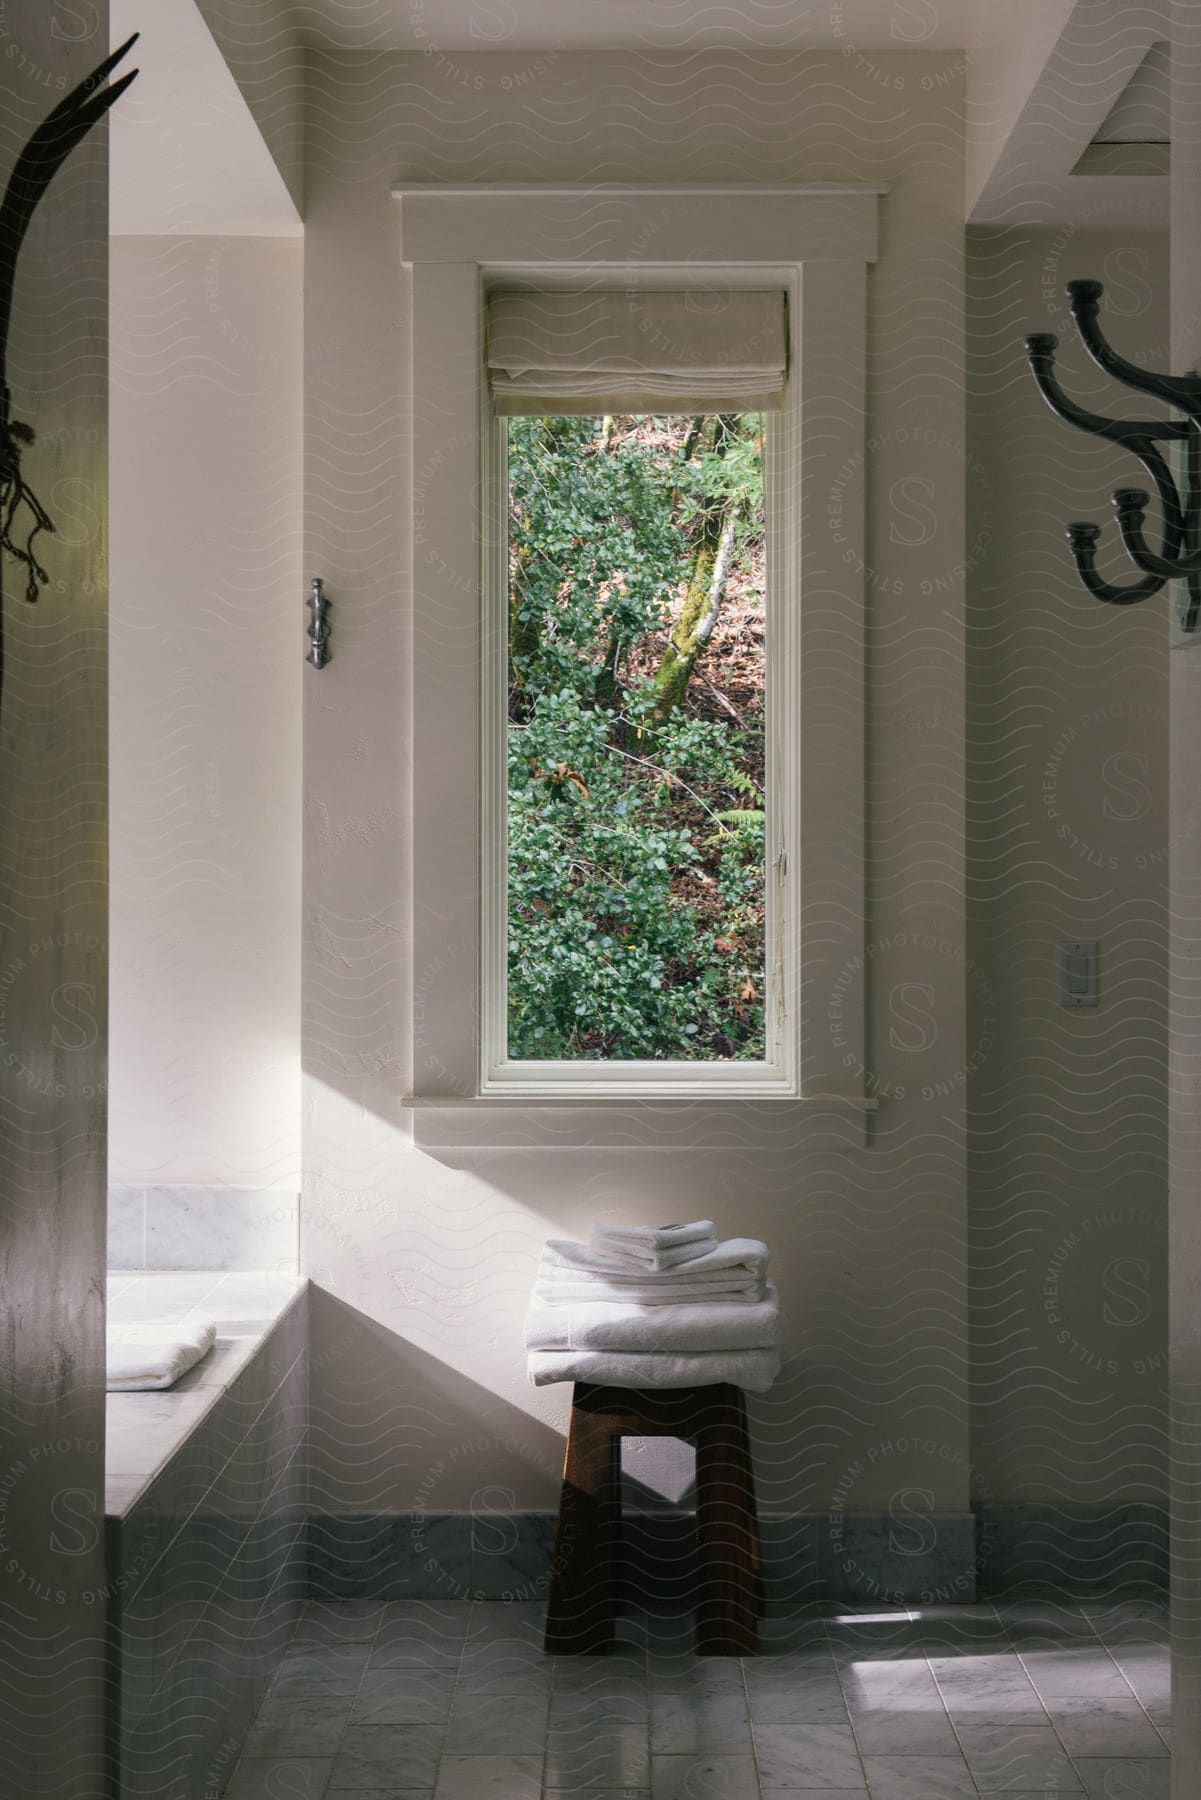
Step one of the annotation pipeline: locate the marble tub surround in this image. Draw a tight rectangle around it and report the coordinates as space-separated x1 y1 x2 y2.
107 1279 309 1800
108 1184 300 1272
106 1272 307 1517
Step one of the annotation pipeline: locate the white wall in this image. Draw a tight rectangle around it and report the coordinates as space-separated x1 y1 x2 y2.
967 228 1169 1511
301 47 970 1520
109 236 303 1187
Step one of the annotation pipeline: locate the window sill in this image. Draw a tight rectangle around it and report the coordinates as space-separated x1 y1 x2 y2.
403 1093 875 1151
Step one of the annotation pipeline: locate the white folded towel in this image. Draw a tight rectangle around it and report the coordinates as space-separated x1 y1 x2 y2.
542 1236 768 1282
590 1220 717 1271
106 1320 216 1392
534 1280 762 1306
536 1237 769 1306
525 1285 779 1353
528 1345 779 1392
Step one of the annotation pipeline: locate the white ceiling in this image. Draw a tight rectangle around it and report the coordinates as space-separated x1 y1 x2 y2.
279 0 992 52
110 0 301 236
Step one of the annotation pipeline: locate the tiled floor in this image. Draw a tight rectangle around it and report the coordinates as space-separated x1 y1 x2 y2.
221 1595 1170 1798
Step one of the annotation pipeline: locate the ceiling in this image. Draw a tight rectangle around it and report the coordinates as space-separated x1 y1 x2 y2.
110 0 300 235
278 0 993 53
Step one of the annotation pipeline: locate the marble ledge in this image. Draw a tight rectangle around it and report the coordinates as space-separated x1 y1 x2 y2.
105 1273 308 1520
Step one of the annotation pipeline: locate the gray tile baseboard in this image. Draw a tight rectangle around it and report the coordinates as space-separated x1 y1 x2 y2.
975 1502 1169 1596
108 1185 299 1272
305 1503 1169 1606
305 1509 979 1608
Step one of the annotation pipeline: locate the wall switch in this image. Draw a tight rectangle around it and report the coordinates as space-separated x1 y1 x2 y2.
1059 941 1098 1007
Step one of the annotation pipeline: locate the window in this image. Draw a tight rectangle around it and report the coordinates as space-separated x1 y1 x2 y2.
399 183 876 1139
480 286 793 1094
503 409 770 1066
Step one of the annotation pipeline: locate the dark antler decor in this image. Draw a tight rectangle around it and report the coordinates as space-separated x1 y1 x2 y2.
1025 278 1201 634
0 34 139 708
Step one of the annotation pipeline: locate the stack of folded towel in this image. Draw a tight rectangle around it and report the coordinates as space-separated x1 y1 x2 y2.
526 1220 779 1392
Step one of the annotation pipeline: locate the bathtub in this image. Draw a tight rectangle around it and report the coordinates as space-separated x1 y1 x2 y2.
105 1271 308 1800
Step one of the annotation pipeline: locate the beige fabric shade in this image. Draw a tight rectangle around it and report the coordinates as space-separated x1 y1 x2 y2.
486 288 788 415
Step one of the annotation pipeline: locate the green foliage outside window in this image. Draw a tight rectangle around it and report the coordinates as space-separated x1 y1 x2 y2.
506 413 767 1061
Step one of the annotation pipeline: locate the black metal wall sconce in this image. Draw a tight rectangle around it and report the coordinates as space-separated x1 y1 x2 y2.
1025 280 1201 633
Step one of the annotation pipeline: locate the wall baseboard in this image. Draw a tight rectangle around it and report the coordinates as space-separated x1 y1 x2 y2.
305 1503 1167 1607
975 1502 1168 1596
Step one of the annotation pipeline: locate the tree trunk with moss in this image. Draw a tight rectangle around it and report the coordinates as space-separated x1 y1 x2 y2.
509 538 541 689
651 498 742 722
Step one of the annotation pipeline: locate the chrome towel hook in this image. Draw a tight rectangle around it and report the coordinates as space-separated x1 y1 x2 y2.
307 577 331 668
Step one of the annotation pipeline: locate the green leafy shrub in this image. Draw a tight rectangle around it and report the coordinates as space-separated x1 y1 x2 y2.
506 413 766 1061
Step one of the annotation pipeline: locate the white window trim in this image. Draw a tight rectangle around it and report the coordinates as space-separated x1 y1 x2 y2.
397 183 882 1147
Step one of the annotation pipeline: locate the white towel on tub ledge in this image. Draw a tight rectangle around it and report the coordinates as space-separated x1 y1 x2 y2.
527 1345 780 1393
106 1320 216 1391
525 1286 780 1353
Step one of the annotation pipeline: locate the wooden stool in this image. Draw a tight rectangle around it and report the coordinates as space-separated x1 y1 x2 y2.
544 1382 763 1657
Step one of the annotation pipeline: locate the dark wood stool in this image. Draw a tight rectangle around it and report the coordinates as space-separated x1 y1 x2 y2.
544 1382 763 1657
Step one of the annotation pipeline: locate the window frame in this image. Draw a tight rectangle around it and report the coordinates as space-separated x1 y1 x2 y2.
480 393 792 1098
397 183 882 1146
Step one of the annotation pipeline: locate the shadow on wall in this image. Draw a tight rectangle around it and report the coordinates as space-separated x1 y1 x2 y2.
307 1288 568 1601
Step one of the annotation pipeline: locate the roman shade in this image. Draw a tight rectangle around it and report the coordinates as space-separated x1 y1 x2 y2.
486 289 788 415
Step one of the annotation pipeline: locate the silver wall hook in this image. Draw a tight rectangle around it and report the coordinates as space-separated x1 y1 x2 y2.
307 577 331 668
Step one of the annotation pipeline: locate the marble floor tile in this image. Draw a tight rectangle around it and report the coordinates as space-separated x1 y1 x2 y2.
751 1718 864 1788
272 1645 371 1694
956 1723 1083 1791
650 1687 751 1753
456 1646 552 1695
465 1600 547 1642
647 1656 747 1693
846 1704 962 1756
858 1754 977 1799
928 1653 1048 1728
545 1793 649 1800
743 1677 849 1725
546 1718 651 1787
242 1695 351 1756
327 1724 443 1790
350 1667 458 1725
433 1754 543 1800
1044 1696 1169 1758
649 1753 761 1800
442 1693 550 1753
224 1758 333 1799
551 1662 649 1707
292 1599 387 1645
1074 1760 1171 1800
759 1793 866 1800
551 1689 649 1724
1016 1645 1133 1699
1104 1644 1171 1712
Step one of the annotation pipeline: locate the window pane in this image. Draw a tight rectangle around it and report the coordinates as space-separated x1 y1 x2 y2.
506 414 767 1062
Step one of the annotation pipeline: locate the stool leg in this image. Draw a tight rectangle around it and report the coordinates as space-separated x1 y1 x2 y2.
544 1401 619 1654
695 1387 760 1656
731 1390 767 1619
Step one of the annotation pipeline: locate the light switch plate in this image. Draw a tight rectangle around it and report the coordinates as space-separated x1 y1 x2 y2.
1059 941 1098 1007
